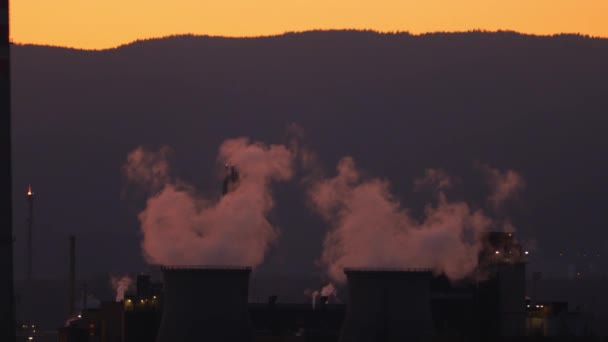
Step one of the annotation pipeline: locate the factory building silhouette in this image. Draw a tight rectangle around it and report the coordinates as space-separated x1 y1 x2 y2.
53 168 588 341
55 231 559 342
6 166 593 341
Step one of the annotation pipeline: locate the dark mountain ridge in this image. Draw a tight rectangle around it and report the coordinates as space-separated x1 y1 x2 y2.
11 30 608 286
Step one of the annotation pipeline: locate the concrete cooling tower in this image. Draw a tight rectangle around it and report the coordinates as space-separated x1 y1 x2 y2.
340 268 433 342
155 267 254 342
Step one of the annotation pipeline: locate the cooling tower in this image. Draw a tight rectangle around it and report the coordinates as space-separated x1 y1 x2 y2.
155 267 254 342
497 262 526 336
340 268 433 342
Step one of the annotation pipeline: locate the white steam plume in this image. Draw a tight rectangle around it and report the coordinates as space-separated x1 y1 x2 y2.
307 283 339 309
124 138 293 268
308 157 517 284
478 163 525 210
110 275 133 302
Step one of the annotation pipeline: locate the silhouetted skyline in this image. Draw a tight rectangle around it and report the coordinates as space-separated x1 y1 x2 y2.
10 0 608 49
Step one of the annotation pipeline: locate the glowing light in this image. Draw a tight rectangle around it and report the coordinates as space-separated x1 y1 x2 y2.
126 299 131 303
153 296 157 299
527 305 530 308
540 305 544 308
28 337 33 341
77 315 82 318
495 251 500 254
525 251 529 255
27 184 33 196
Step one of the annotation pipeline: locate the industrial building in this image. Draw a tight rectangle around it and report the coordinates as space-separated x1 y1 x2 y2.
56 233 597 342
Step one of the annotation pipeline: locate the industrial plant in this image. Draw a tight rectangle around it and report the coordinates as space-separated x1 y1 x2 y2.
9 170 602 342
32 231 593 342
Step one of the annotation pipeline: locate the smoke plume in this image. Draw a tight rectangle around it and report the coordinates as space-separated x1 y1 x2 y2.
414 168 453 193
478 163 525 210
123 146 172 193
110 275 133 302
309 157 518 284
124 138 294 268
307 283 339 309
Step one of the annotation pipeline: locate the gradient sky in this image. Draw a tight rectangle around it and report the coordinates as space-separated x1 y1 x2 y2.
10 0 608 50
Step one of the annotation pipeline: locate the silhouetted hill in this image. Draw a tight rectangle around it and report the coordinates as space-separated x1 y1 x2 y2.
10 31 608 311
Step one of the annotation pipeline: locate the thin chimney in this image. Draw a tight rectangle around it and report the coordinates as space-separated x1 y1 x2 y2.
83 283 88 311
222 165 239 196
26 184 34 280
69 235 76 316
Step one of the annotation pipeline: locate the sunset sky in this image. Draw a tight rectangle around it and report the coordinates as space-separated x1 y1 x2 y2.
10 0 608 50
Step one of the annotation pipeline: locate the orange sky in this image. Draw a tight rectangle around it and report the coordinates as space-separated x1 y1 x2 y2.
10 0 608 50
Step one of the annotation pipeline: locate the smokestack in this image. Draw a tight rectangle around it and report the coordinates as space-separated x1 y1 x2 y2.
340 268 433 342
68 235 76 316
26 185 34 281
137 274 151 298
318 296 329 310
0 0 16 339
222 165 239 196
82 283 88 311
155 267 254 342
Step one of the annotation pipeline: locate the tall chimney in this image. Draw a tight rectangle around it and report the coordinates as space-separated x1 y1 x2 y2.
26 185 34 281
155 267 254 342
68 235 76 316
222 165 239 196
340 268 433 342
82 283 88 311
0 0 16 340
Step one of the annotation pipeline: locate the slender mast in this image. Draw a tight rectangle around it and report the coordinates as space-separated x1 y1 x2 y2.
26 185 34 281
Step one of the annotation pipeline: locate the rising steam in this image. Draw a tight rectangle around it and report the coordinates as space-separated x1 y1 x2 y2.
110 275 133 302
124 138 294 267
308 157 523 283
478 163 525 210
305 283 339 309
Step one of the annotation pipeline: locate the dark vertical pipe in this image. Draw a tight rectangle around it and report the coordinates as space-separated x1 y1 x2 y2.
83 283 88 311
26 187 33 281
0 0 14 340
69 236 76 316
